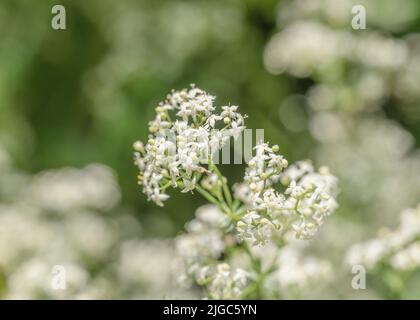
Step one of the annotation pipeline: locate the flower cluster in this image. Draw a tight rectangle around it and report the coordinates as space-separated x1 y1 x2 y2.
315 118 420 225
236 157 338 244
199 263 249 300
264 18 420 114
135 86 339 299
134 86 339 241
346 205 420 271
134 85 245 206
175 205 248 299
263 242 332 298
260 0 420 299
0 145 196 299
175 205 333 299
25 165 121 212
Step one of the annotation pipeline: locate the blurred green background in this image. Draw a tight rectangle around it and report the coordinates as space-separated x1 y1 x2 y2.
2 0 419 234
1 0 420 299
1 0 301 234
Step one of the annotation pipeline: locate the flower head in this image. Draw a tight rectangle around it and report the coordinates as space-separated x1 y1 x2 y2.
236 149 338 242
134 85 246 206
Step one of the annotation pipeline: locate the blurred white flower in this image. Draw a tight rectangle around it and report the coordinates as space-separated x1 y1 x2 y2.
25 164 121 212
206 263 249 300
345 205 420 271
270 245 332 293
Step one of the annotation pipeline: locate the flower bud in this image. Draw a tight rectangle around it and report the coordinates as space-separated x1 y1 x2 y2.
133 141 144 152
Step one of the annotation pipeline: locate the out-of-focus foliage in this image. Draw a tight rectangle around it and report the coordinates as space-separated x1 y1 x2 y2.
0 0 286 233
1 0 420 299
263 0 420 298
0 146 196 298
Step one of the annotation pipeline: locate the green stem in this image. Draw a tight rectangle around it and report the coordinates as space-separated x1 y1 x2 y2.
209 162 233 208
195 185 221 206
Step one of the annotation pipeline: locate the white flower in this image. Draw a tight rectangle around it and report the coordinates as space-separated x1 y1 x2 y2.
269 244 332 293
238 148 338 242
206 263 249 299
390 242 420 271
181 177 197 193
236 211 279 246
345 204 420 270
150 188 170 207
134 85 246 207
195 204 229 228
174 205 227 288
133 86 340 299
26 164 121 212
